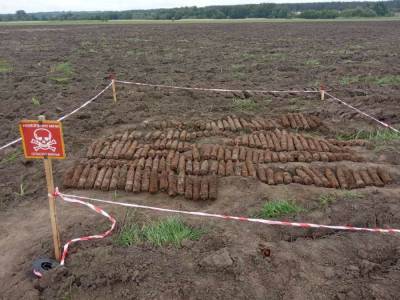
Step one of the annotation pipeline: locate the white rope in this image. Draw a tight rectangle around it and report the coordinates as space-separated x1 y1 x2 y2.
0 82 112 151
57 190 400 234
115 80 320 94
326 92 399 134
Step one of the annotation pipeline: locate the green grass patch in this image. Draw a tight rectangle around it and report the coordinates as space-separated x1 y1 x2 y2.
340 75 400 86
232 98 258 112
339 190 363 200
336 129 400 143
115 217 203 247
0 59 12 73
305 59 320 66
0 151 20 165
32 97 41 106
49 62 74 84
318 193 337 206
258 200 302 218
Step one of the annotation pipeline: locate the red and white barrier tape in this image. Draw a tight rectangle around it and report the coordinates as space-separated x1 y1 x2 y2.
56 189 400 235
115 79 320 94
55 188 116 266
0 82 112 152
326 92 400 134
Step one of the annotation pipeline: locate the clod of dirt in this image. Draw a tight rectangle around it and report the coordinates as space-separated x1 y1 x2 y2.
199 248 234 269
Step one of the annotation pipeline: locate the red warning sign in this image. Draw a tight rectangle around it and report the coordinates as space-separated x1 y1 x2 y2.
19 120 66 159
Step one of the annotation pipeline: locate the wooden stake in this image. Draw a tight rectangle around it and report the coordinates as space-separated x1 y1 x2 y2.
111 79 117 103
39 115 61 261
320 84 325 101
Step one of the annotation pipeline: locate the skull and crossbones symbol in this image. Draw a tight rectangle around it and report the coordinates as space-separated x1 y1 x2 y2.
31 128 57 152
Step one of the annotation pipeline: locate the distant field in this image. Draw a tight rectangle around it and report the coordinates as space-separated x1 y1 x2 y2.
0 16 400 26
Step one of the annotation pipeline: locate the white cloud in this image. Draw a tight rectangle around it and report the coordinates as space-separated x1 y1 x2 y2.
0 0 368 14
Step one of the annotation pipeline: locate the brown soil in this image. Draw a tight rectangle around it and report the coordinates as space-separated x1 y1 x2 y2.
1 21 400 300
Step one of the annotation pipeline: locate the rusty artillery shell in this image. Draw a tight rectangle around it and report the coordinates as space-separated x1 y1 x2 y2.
234 161 242 176
133 166 143 193
124 140 138 159
152 156 160 172
266 168 275 185
271 152 279 162
192 176 201 201
201 144 211 160
258 151 265 163
245 149 253 162
304 151 313 162
278 152 287 163
359 169 373 186
217 146 225 161
287 135 295 151
109 166 120 191
200 177 209 200
310 167 329 188
116 165 128 190
274 171 284 185
208 176 218 200
367 167 384 187
92 139 105 158
264 151 272 163
292 175 303 184
217 120 224 131
238 147 246 161
83 164 98 189
63 165 76 188
185 159 193 175
218 160 226 176
210 145 218 160
280 133 288 151
200 160 209 175
184 176 193 199
241 135 249 147
257 166 267 182
259 133 268 148
227 147 236 161
105 140 118 159
158 157 166 173
159 171 168 191
249 135 256 148
270 132 281 151
177 173 185 195
302 166 323 187
193 160 200 175
76 164 91 189
306 115 317 128
292 136 303 151
352 170 365 188
210 160 219 175
295 168 313 185
232 117 242 130
177 155 186 174
168 173 178 197
283 172 292 184
324 168 339 188
125 165 136 192
227 116 236 131
144 157 152 170
293 114 303 129
171 152 180 171
336 167 348 189
192 146 200 161
71 164 84 187
252 150 259 164
222 119 230 131
223 160 232 176
265 132 274 149
298 113 310 129
287 113 297 128
86 140 97 158
100 167 113 191
298 135 309 151
141 168 150 192
319 141 330 152
281 114 291 128
377 168 392 184
246 160 256 177
99 142 110 159
320 153 329 162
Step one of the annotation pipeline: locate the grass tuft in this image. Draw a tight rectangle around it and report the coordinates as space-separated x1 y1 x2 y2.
340 75 400 86
258 200 301 218
50 62 74 84
115 217 203 247
0 59 12 73
336 129 400 143
340 190 363 200
232 98 258 112
32 97 41 106
318 193 337 206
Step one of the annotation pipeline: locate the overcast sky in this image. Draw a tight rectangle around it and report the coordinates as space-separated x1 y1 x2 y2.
0 0 366 14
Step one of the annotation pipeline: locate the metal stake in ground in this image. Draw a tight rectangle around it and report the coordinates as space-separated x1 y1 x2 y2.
320 84 325 101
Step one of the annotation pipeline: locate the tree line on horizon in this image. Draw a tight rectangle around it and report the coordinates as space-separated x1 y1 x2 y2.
0 1 398 22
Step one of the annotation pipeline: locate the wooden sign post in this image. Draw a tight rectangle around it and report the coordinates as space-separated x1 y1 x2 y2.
19 116 66 261
110 74 117 103
320 84 325 101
